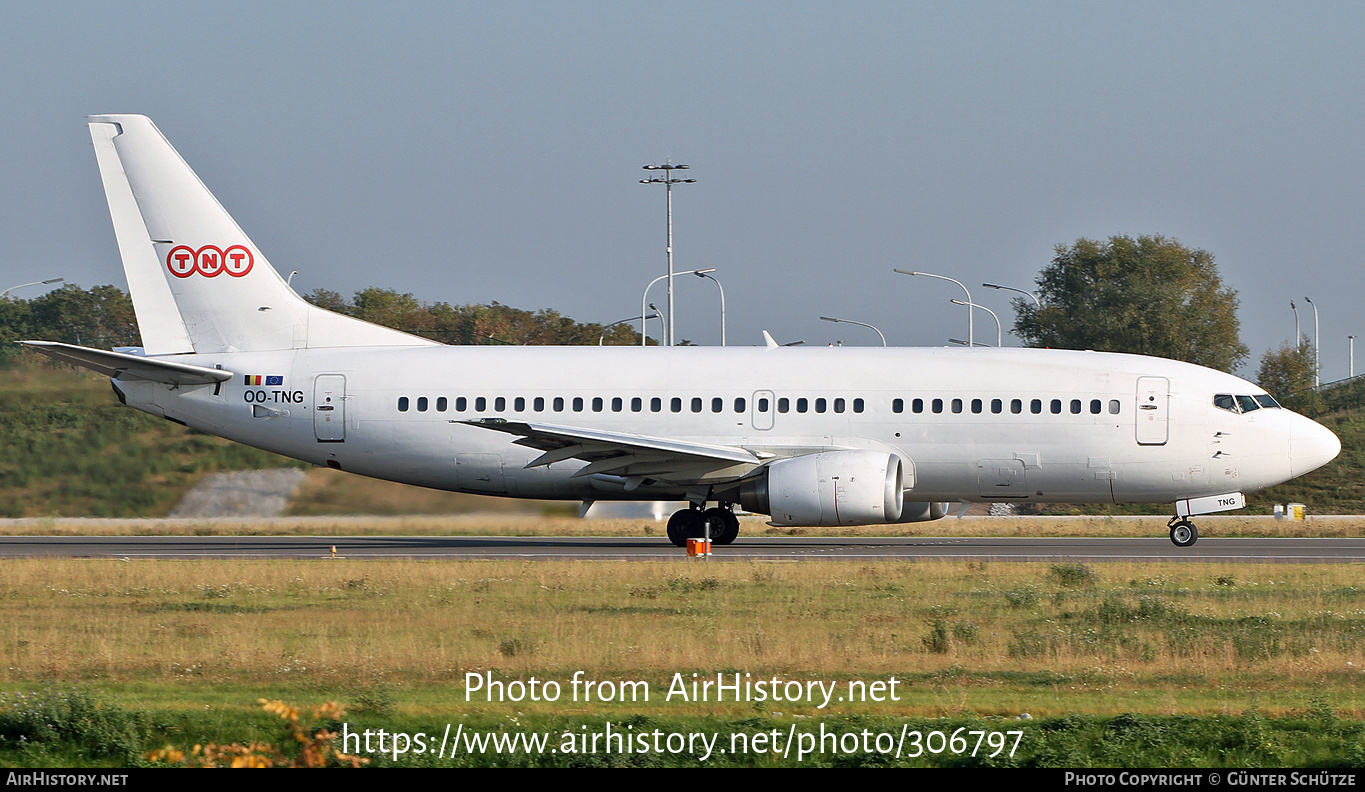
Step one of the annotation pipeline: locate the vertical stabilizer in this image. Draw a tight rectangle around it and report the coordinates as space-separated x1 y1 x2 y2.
86 114 435 354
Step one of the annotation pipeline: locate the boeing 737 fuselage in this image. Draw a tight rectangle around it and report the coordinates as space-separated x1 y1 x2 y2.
25 115 1342 547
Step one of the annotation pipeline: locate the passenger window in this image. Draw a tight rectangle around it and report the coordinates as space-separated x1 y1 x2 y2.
417 397 428 412
951 398 962 414
437 397 447 412
1108 400 1120 414
815 398 827 413
691 397 703 413
971 398 982 414
631 397 642 412
671 397 682 413
735 397 747 412
1070 399 1081 414
712 397 723 413
893 398 904 414
651 397 662 412
612 397 623 412
757 398 768 412
553 397 564 412
797 398 808 413
991 398 1002 414
475 397 487 412
514 397 525 412
1090 399 1101 414
932 398 943 414
457 396 468 411
912 398 924 414
572 397 584 412
853 398 864 413
1050 399 1061 414
534 396 544 412
834 398 845 413
494 397 505 411
1011 399 1022 414
398 397 409 412
592 397 603 412
1031 399 1042 414
778 398 790 413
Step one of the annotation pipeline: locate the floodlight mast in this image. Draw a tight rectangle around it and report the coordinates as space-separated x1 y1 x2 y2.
641 161 696 346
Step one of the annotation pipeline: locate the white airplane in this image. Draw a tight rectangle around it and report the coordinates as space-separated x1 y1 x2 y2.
25 115 1341 548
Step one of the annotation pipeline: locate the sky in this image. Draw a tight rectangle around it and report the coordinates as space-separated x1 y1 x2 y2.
2 1 1362 379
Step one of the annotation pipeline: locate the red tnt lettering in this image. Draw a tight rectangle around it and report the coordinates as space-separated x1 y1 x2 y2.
165 244 255 278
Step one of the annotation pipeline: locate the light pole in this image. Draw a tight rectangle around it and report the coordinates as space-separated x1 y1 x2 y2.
894 270 972 348
641 268 716 346
1350 335 1356 379
1305 296 1320 387
1291 300 1300 345
981 282 1040 307
599 313 659 346
641 161 696 346
820 316 887 346
0 277 64 300
952 299 1001 347
648 303 665 345
693 270 726 346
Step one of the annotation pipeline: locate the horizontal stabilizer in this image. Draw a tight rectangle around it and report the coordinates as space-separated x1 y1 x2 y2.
20 341 232 386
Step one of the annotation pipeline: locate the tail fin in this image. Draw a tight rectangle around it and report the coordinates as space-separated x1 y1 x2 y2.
87 115 435 354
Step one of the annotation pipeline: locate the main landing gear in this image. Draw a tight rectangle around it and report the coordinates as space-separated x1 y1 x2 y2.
666 505 740 547
1167 516 1199 547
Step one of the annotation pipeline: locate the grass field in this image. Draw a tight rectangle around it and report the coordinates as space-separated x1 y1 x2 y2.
3 556 1365 766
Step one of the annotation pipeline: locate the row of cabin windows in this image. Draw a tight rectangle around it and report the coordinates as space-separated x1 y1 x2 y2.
892 397 1123 416
395 395 870 414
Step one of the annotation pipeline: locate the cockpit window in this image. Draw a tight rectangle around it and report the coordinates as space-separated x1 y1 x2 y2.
1214 394 1238 413
1236 395 1261 413
1254 394 1280 409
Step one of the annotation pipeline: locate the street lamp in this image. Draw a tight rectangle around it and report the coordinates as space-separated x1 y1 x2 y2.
641 161 696 346
981 282 1040 307
600 313 659 346
1305 296 1320 387
951 299 1001 347
693 270 726 347
1291 300 1300 345
1350 335 1356 379
0 277 64 300
641 268 716 346
820 316 887 346
894 269 973 348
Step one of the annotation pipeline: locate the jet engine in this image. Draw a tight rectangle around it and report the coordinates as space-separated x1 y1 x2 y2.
738 450 904 526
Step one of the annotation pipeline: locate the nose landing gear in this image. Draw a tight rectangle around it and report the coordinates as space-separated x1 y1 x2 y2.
1167 516 1199 547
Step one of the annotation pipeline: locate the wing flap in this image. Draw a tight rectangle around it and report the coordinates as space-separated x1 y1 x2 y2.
457 419 762 484
20 341 232 385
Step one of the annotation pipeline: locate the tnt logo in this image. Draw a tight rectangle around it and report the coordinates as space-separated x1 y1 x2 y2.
166 245 254 278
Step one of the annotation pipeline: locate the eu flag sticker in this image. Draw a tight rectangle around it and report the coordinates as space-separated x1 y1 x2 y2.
266 375 283 386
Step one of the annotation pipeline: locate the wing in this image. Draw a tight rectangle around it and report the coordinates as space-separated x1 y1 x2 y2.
456 418 767 487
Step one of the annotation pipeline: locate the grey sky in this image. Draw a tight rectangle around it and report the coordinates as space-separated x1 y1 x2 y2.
2 1 1362 378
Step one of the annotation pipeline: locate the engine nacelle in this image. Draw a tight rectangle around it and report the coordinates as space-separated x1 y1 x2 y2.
895 501 950 522
740 450 904 526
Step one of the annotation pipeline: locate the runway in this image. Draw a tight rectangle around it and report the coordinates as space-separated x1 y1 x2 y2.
2 535 1364 562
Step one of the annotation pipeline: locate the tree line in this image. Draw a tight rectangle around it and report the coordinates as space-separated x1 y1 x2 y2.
0 284 646 366
2 238 1321 399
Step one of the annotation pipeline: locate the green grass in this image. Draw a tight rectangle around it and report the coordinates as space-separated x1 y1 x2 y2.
0 366 303 517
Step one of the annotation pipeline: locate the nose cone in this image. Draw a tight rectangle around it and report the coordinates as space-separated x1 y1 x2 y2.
1291 415 1341 478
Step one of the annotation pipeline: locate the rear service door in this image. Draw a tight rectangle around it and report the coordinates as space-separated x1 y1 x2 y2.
314 374 346 442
